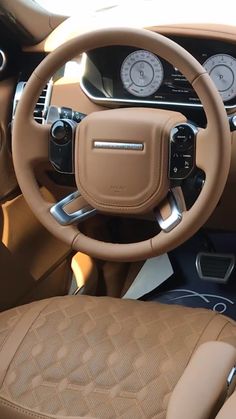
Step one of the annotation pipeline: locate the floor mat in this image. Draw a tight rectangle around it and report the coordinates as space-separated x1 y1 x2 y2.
142 231 236 321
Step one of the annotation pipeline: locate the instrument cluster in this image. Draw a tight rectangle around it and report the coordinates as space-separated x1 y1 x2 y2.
81 37 236 109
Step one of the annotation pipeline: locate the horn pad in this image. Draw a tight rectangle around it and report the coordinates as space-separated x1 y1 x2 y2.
75 108 185 215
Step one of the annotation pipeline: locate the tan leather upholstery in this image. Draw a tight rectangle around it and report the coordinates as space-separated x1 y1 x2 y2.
0 0 65 44
167 341 236 419
0 296 236 418
216 391 236 418
76 108 184 215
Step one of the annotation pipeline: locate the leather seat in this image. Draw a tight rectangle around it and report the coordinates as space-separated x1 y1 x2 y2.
0 295 236 419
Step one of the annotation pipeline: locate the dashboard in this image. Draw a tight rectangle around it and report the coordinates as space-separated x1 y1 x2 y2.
81 37 236 109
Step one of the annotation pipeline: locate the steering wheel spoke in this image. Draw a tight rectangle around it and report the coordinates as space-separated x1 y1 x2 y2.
154 187 186 232
50 190 97 226
195 127 210 172
24 121 50 163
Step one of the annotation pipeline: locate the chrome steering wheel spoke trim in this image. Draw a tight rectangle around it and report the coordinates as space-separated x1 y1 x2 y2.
50 190 97 226
154 189 184 233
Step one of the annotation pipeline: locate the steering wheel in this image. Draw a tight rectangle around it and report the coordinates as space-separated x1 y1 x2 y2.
12 28 231 262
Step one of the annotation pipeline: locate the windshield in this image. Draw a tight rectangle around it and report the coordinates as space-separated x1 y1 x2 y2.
36 0 125 16
35 0 236 26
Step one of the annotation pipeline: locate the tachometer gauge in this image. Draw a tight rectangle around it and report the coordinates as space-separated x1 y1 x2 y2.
203 54 236 101
120 50 163 97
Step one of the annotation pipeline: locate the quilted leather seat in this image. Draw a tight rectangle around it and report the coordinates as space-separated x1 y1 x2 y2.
0 295 236 419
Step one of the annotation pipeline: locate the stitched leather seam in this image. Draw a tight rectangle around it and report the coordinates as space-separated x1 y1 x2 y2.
0 298 218 419
71 230 81 250
215 320 232 341
0 397 55 419
0 324 19 353
192 71 208 86
154 25 234 38
0 299 52 388
0 308 29 353
184 312 218 369
0 396 95 419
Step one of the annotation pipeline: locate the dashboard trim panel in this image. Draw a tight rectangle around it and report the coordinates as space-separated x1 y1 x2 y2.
81 39 236 110
80 79 236 110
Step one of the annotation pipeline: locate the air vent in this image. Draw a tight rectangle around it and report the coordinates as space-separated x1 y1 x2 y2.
12 80 52 124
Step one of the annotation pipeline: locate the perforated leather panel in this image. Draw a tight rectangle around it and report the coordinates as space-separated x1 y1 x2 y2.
0 304 29 352
0 296 234 419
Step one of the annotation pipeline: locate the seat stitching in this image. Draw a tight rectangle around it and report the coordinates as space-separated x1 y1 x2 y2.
0 396 56 419
215 320 232 341
0 299 53 389
0 395 95 419
2 303 221 419
0 308 29 352
183 311 218 369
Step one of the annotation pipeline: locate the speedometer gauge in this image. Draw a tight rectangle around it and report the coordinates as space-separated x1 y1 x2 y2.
203 54 236 101
120 50 163 97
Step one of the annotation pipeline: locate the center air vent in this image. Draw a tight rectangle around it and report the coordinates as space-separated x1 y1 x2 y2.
12 80 52 124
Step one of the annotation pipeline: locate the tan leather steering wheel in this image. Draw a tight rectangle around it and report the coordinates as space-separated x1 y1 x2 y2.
12 28 231 262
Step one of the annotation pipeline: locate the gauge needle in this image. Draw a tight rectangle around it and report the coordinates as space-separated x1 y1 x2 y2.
217 73 227 84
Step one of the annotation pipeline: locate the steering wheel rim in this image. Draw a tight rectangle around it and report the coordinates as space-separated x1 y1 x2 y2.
12 27 231 261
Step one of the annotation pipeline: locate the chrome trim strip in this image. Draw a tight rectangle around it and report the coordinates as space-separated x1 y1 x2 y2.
154 190 183 233
12 81 25 118
227 366 236 387
50 190 97 226
46 105 60 124
43 80 53 124
80 76 236 110
0 50 6 72
93 141 144 151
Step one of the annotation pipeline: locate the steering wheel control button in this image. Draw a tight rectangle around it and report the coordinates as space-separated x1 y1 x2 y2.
171 124 195 151
58 107 86 123
49 119 77 174
72 111 86 123
229 114 236 131
60 107 73 120
50 120 72 145
169 123 197 180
